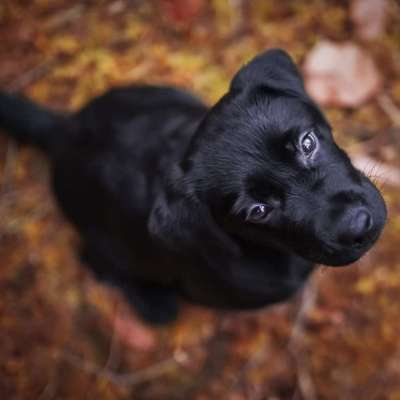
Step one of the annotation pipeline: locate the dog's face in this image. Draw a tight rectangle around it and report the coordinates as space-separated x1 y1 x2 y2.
149 49 386 267
203 93 386 266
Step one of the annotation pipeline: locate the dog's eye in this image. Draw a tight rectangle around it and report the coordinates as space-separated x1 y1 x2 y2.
300 131 317 156
246 203 270 223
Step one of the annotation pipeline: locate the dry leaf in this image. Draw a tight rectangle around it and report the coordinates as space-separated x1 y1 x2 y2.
114 307 157 351
350 0 388 40
303 40 382 107
351 154 400 187
159 0 205 25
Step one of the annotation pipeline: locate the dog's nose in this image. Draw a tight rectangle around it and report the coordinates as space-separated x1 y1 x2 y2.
339 209 373 245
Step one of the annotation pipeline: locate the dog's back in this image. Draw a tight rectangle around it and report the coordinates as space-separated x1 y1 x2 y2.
0 86 207 226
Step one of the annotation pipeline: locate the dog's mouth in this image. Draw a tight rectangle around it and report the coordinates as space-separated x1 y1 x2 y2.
228 220 383 267
291 186 387 267
297 227 383 267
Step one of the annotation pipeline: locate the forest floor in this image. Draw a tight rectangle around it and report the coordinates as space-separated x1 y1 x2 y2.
0 1 400 399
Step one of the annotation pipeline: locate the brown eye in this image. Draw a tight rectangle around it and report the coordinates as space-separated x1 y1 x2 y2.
246 203 270 223
301 131 317 156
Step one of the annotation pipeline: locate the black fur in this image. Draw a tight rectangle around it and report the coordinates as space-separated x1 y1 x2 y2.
0 92 62 151
0 49 386 323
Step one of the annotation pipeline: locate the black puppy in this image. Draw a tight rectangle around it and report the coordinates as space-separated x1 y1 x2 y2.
0 50 386 323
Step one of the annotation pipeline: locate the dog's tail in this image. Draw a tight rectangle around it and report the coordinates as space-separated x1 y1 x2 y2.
0 91 64 152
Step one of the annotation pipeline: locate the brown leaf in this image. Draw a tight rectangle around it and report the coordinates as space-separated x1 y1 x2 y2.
114 307 157 351
159 0 205 24
351 154 400 187
350 0 388 40
303 40 382 107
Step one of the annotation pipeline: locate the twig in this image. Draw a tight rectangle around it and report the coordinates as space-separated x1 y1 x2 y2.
352 154 400 187
102 302 123 372
377 93 400 127
58 349 178 387
0 139 17 194
288 274 320 400
4 5 85 92
6 59 55 92
44 4 85 30
227 316 269 398
38 379 58 400
377 94 400 155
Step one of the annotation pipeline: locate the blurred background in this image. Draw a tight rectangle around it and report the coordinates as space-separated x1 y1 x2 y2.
0 1 399 399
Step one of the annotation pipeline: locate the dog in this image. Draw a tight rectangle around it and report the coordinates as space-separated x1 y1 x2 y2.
0 49 387 323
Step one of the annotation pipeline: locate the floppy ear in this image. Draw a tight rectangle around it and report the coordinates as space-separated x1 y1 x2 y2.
148 166 240 260
230 49 306 97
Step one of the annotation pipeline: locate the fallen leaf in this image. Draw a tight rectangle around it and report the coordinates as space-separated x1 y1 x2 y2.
159 0 205 25
303 40 382 107
114 305 157 351
351 154 400 187
350 0 388 40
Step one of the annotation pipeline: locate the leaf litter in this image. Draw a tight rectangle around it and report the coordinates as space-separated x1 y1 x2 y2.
0 1 400 399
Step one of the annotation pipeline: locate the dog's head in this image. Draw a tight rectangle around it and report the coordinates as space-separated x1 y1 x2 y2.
149 49 387 267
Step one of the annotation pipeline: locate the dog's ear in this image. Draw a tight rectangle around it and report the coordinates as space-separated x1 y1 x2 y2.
230 49 306 98
148 166 240 260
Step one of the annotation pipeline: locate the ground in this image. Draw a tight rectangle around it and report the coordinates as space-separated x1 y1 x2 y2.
0 1 400 399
